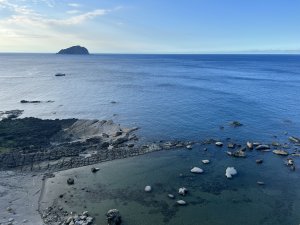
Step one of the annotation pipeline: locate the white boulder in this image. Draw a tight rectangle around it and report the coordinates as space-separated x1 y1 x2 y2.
202 159 210 164
190 167 204 174
225 167 237 179
144 185 152 192
177 200 187 205
178 187 188 196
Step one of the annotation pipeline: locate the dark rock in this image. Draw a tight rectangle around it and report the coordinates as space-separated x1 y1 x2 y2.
20 100 41 104
55 73 66 77
57 45 89 55
106 209 122 225
91 167 100 173
67 178 74 185
230 121 243 127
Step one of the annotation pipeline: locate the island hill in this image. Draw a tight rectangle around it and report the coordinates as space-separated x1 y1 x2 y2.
57 45 89 55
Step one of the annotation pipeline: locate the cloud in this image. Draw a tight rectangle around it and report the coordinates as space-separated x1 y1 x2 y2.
68 3 81 8
66 10 80 14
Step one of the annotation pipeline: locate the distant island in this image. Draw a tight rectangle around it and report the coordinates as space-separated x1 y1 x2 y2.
57 45 89 55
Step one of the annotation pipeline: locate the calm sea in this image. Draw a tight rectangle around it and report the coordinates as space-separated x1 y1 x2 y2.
1 54 300 224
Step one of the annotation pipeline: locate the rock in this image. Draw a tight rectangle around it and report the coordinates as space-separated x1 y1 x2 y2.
127 143 134 148
289 136 300 143
272 150 289 156
177 200 187 205
168 194 175 199
20 100 41 104
227 143 236 148
246 141 253 149
255 145 270 150
286 158 294 166
112 136 128 146
230 121 243 127
55 73 66 77
256 159 263 164
215 141 223 147
257 181 265 185
272 142 281 147
232 149 246 158
202 159 210 164
178 187 188 196
67 178 75 185
225 167 237 179
57 45 89 55
144 186 152 192
106 209 122 225
91 167 100 173
111 101 117 104
190 167 204 174
186 145 193 149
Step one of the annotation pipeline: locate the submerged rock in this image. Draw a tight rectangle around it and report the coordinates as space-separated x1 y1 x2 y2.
168 194 175 199
256 159 263 164
272 150 289 156
230 121 243 127
55 73 66 77
227 143 236 148
190 167 204 174
106 209 122 225
257 181 265 185
225 167 237 179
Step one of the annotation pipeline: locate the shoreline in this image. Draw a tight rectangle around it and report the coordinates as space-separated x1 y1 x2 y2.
1 116 300 225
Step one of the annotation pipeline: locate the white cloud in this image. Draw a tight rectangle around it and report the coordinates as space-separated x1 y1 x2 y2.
66 10 80 14
68 3 80 8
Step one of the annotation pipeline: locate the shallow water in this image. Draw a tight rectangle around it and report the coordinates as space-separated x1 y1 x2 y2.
40 145 300 225
1 54 300 224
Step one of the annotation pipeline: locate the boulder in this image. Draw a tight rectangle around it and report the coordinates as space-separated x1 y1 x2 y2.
256 159 263 164
255 145 270 151
190 167 204 174
202 159 210 164
186 145 192 149
67 178 75 185
225 167 237 179
289 136 300 143
215 142 223 147
106 209 122 225
91 167 100 173
272 150 289 156
246 141 253 149
177 200 187 205
144 186 152 192
178 187 188 196
168 194 175 199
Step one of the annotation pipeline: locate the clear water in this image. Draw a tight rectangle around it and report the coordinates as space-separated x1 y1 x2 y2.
1 54 300 224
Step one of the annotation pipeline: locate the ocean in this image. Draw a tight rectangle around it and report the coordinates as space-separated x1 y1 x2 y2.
1 54 300 224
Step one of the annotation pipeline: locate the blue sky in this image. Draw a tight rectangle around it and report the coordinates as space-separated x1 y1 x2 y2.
0 0 300 53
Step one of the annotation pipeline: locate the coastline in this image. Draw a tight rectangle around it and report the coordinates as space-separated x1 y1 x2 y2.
1 115 300 225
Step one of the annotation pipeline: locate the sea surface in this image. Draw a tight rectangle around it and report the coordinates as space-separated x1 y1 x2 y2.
1 54 300 224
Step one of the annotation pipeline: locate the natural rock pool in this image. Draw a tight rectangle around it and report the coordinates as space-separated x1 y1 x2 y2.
40 144 300 225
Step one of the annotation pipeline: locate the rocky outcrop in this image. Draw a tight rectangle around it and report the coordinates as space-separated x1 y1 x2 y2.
106 209 121 225
57 46 89 55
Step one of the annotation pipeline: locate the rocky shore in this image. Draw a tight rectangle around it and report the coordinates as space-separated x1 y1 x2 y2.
1 116 300 225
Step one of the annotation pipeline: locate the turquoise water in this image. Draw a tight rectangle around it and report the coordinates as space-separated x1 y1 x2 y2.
1 54 300 224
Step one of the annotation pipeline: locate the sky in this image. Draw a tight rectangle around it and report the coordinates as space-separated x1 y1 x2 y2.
0 0 300 53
